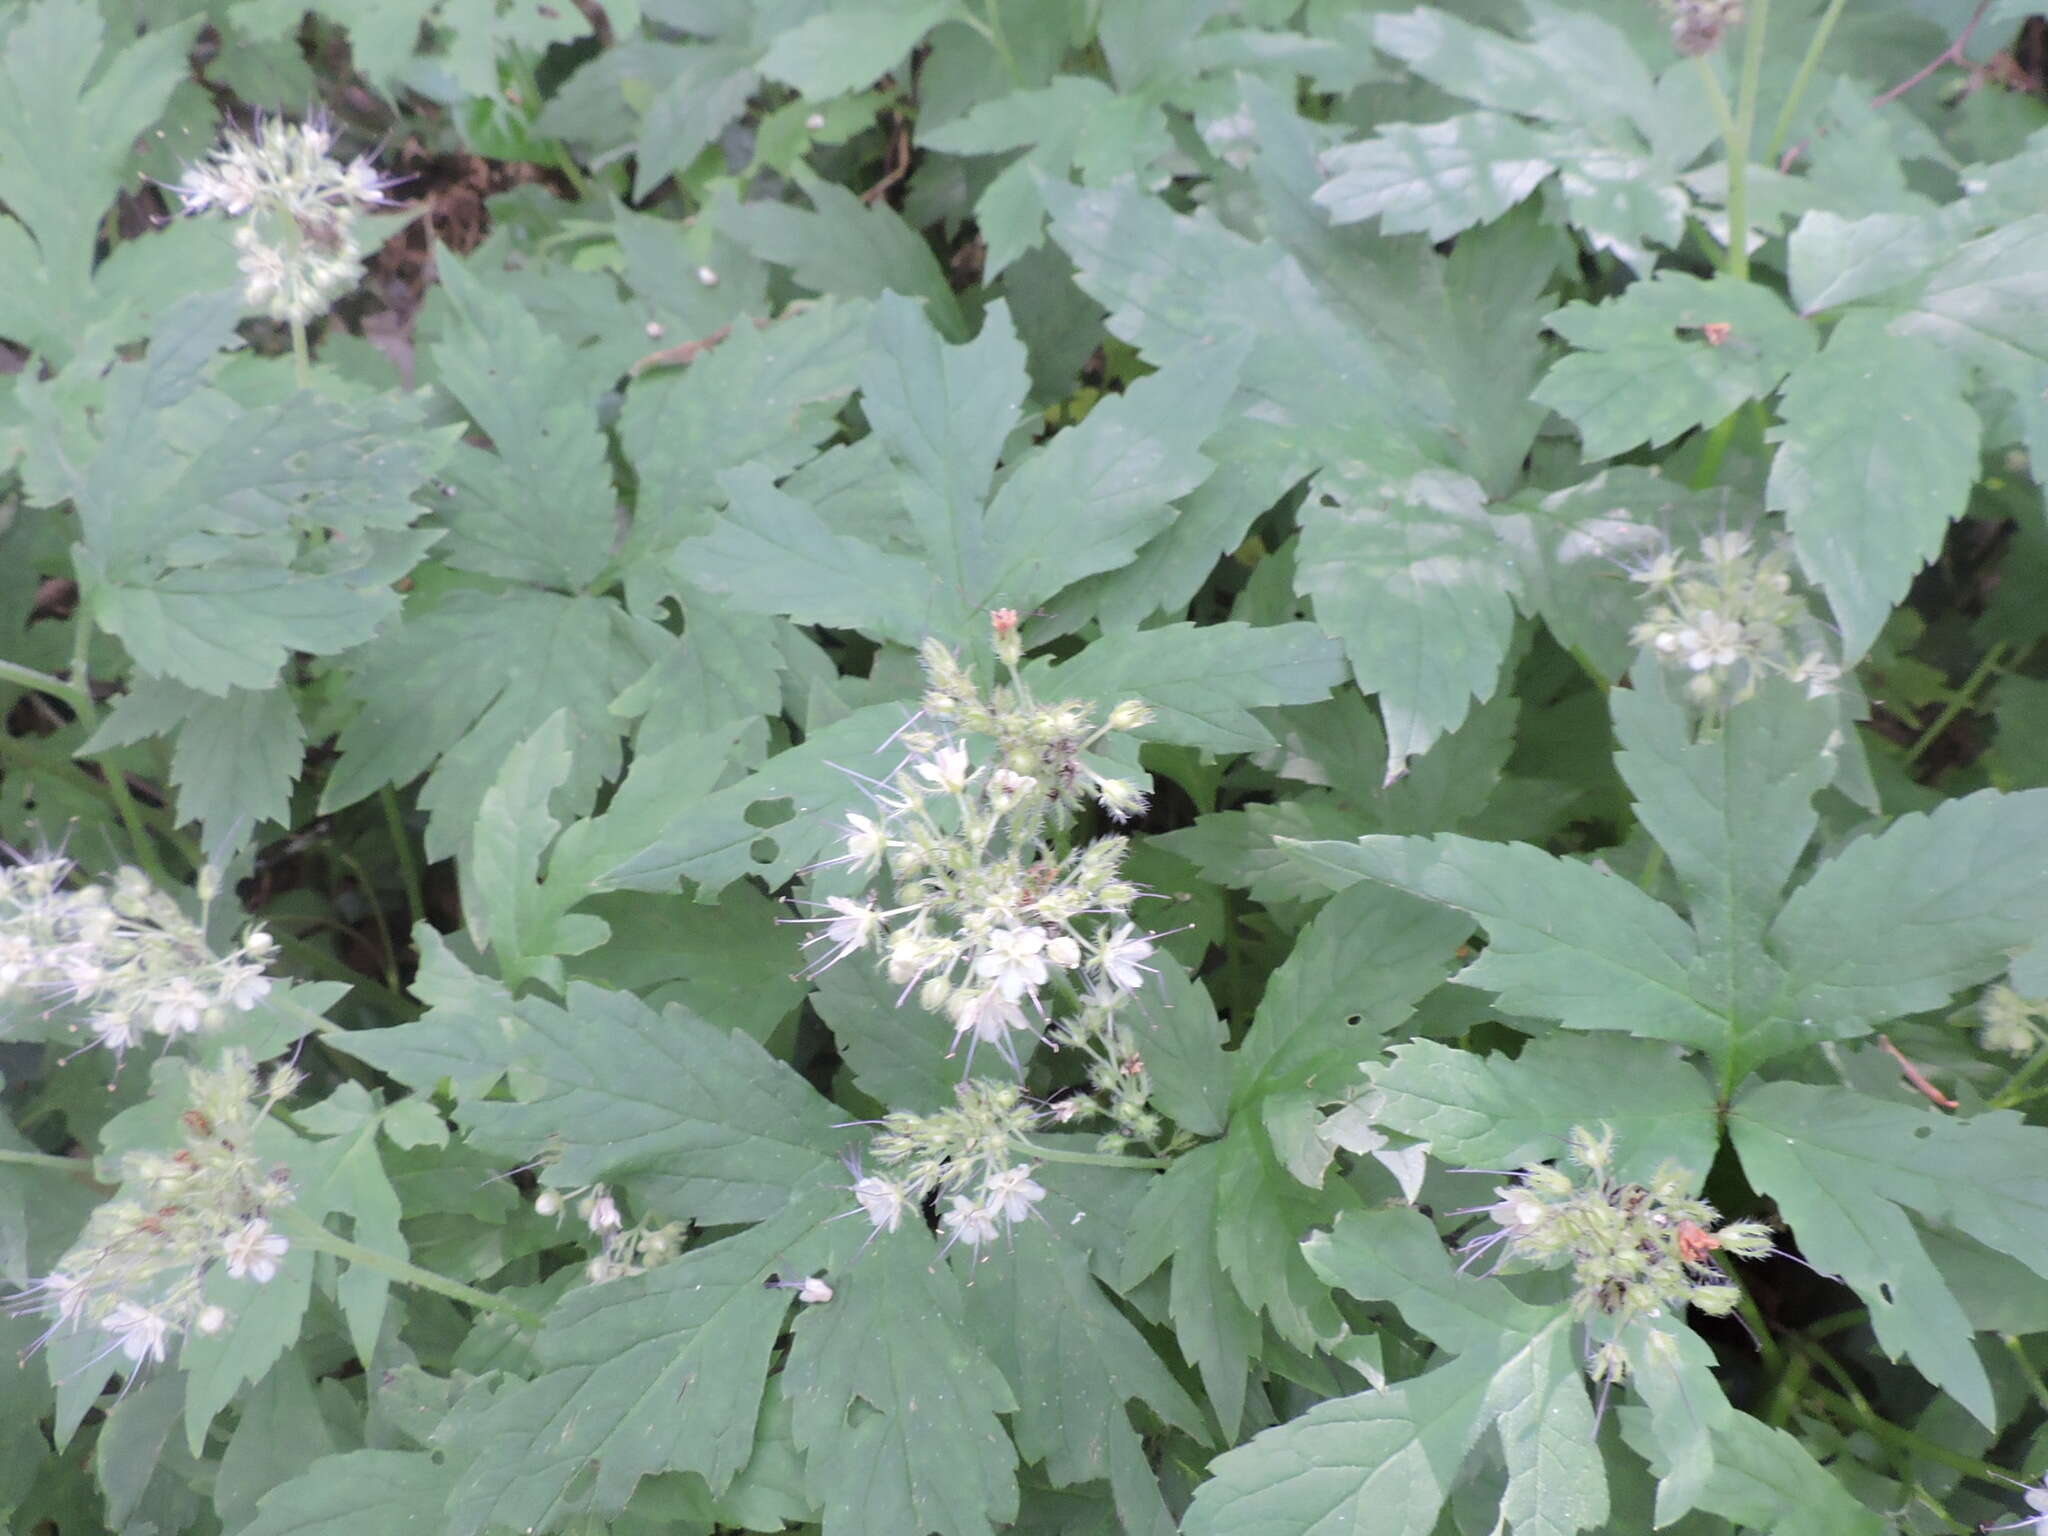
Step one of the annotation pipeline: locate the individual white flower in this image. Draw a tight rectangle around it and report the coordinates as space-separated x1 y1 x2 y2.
1677 611 1742 672
1043 934 1080 969
103 1301 170 1365
842 813 893 875
585 1192 622 1233
953 987 1030 1048
975 926 1048 1000
915 742 974 795
1787 651 1842 700
1491 1186 1550 1230
986 768 1037 813
983 1165 1045 1225
223 1219 289 1283
196 1305 228 1335
220 967 272 1011
854 1175 908 1234
798 897 889 977
1097 924 1155 991
151 977 208 1037
797 1275 834 1304
1629 549 1682 588
1698 530 1751 565
940 1195 1000 1249
534 1189 563 1218
91 1007 140 1055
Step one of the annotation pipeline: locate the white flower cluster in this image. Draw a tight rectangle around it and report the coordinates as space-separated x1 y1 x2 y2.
533 1181 687 1284
0 859 274 1058
802 617 1163 1108
852 1079 1048 1254
1457 1126 1772 1387
1628 530 1841 705
1978 984 2047 1057
803 614 1181 1248
12 1052 297 1373
174 113 395 324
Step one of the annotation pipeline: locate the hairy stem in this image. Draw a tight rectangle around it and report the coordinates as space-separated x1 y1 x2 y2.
278 1206 543 1330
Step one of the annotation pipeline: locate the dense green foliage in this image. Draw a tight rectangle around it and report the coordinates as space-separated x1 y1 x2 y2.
9 1 2048 1533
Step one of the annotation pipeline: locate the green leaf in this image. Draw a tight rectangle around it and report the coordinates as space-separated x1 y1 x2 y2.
757 0 954 98
1635 1407 1888 1536
1315 112 1555 242
1535 273 1814 459
1233 880 1473 1103
322 587 666 860
1283 833 1729 1053
1767 787 2048 1038
1211 1117 1350 1350
0 2 198 361
784 1226 1020 1536
330 926 524 1101
236 1449 460 1536
1612 667 1843 1075
923 75 1172 277
444 1189 843 1535
1287 1208 1608 1536
812 950 960 1113
1767 316 1981 662
456 983 848 1226
294 1082 411 1370
461 712 611 990
617 297 870 592
1181 1347 1498 1536
1023 622 1345 754
1733 1079 2048 1427
428 251 620 589
54 345 450 694
681 464 929 642
96 1372 184 1530
1119 1142 1260 1439
1126 963 1230 1138
213 1356 337 1533
80 677 305 860
1369 1035 1720 1184
965 1221 1205 1501
1296 466 1519 777
606 702 909 897
725 177 966 339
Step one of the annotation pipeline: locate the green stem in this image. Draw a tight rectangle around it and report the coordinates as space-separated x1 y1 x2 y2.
1689 409 1742 489
1723 0 1771 281
2004 1333 2048 1417
0 659 92 710
1992 1033 2048 1110
1804 1382 2010 1487
278 1206 542 1330
0 1147 91 1174
326 844 401 995
1635 843 1666 895
379 784 428 935
271 928 416 1017
1019 1140 1169 1171
1904 642 2010 768
1767 0 1849 162
959 0 1023 85
290 316 311 388
1716 1255 1785 1374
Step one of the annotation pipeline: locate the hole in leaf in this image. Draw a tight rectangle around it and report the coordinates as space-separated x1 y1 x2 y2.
1345 1013 1363 1028
1912 1126 1933 1140
749 836 778 864
746 796 795 829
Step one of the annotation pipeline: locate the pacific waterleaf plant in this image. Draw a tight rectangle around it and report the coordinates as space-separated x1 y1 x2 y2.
13 0 2048 1533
